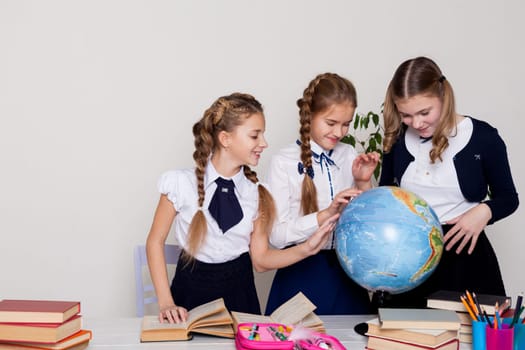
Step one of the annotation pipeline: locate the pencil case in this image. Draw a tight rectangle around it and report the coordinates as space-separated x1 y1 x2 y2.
235 322 294 350
235 322 347 350
297 332 347 350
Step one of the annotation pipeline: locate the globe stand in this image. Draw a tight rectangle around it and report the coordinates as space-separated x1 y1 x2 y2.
354 290 393 336
371 289 392 308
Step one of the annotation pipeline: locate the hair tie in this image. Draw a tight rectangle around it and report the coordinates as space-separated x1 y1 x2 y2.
438 75 446 83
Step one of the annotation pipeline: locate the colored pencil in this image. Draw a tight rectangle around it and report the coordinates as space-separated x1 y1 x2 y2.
460 295 478 321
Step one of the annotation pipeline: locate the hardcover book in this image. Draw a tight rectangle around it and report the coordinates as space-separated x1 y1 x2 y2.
140 298 234 342
366 318 458 347
367 335 460 350
426 290 510 315
378 308 460 331
0 301 80 324
0 315 82 344
231 292 324 333
0 329 91 350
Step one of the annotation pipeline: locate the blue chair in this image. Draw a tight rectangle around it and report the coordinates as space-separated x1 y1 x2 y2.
134 244 182 317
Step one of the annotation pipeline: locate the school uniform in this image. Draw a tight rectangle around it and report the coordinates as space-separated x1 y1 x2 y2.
379 117 519 308
158 161 261 313
265 140 373 315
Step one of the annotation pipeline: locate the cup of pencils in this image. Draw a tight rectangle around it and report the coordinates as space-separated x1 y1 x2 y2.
464 291 525 350
485 322 514 350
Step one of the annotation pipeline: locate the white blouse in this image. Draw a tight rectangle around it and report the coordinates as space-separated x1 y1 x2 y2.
402 117 478 223
265 140 358 249
158 162 259 263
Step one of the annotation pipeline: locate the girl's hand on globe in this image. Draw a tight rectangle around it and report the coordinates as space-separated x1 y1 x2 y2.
303 213 340 255
318 188 361 225
352 152 380 190
444 203 492 254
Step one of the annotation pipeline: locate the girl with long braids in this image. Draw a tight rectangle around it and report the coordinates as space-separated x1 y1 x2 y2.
146 93 337 323
379 56 519 307
265 73 380 315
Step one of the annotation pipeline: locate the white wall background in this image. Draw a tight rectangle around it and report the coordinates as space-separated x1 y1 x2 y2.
1 0 523 318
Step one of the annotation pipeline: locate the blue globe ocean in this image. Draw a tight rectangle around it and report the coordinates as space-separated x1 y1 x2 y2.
335 186 443 294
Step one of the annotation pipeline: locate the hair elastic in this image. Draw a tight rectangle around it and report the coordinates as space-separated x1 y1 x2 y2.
438 75 446 83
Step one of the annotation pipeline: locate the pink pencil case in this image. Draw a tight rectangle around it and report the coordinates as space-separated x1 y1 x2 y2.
235 322 347 350
297 332 347 350
235 323 294 350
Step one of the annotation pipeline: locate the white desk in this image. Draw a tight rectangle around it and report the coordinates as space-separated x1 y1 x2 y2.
84 316 472 349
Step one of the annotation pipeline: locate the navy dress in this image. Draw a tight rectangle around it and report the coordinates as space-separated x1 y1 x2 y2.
171 251 261 314
265 250 374 315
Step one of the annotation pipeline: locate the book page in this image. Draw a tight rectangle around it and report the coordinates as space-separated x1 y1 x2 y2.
270 292 316 325
193 324 235 338
192 308 232 329
299 312 323 328
141 315 188 331
186 298 229 328
231 311 272 327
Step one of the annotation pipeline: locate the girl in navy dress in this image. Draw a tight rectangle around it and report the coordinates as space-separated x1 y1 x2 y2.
146 93 337 323
380 56 519 307
265 73 380 315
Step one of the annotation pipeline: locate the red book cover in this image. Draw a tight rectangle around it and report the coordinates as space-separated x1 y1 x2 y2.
0 315 82 344
0 300 80 324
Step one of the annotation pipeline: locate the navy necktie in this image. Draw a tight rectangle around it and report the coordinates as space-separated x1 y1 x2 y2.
420 135 433 143
208 177 244 233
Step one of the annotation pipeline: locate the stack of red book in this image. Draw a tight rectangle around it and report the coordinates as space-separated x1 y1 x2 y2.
0 299 92 350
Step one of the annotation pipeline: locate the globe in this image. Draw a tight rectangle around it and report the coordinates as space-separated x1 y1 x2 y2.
334 186 443 295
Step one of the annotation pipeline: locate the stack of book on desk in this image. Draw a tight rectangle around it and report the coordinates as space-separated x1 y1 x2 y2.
365 308 461 350
426 290 512 344
0 299 91 350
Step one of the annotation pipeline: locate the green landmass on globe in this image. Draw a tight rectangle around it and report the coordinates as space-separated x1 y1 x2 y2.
335 186 443 294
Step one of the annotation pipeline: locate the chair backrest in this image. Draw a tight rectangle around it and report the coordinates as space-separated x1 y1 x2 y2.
134 244 182 317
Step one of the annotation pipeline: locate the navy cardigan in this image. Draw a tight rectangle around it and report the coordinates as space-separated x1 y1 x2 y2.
379 117 519 225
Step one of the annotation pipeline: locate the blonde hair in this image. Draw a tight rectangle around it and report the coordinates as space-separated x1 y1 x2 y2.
186 93 276 258
297 73 357 215
383 56 456 163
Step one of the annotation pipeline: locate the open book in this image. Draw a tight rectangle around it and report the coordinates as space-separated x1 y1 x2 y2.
140 298 234 342
231 292 325 333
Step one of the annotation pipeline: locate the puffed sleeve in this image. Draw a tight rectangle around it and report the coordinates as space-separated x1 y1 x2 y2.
157 170 179 208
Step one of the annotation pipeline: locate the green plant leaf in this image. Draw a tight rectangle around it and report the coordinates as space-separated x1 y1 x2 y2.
353 114 360 129
372 113 379 126
341 135 356 147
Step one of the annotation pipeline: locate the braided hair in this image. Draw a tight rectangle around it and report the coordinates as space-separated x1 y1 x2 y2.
186 93 275 257
297 73 357 215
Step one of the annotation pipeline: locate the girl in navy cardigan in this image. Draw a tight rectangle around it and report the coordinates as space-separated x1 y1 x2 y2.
380 56 519 307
